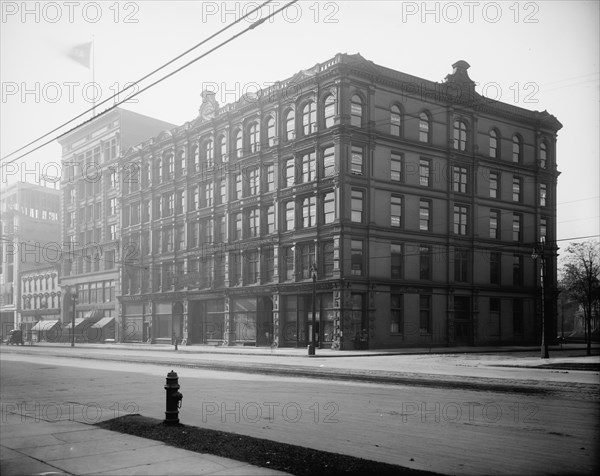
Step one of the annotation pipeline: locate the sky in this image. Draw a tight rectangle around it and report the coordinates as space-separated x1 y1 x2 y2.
1 0 598 245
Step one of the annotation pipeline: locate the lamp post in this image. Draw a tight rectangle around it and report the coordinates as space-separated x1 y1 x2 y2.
308 263 317 356
70 286 78 348
531 239 549 359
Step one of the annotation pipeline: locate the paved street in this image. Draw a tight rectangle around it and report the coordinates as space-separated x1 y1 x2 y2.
1 345 599 475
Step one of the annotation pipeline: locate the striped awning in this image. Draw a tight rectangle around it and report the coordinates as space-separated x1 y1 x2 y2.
31 320 60 332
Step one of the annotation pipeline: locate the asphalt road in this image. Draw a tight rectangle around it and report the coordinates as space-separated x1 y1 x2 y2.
2 352 599 475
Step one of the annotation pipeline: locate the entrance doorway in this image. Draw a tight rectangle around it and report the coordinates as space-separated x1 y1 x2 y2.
454 296 472 345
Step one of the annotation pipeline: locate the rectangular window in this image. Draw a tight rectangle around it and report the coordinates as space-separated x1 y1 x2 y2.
513 213 521 242
265 165 274 192
391 294 403 334
453 205 468 235
282 246 294 281
301 152 316 182
419 295 431 334
351 240 363 276
351 189 364 223
513 176 522 202
285 201 295 231
216 216 226 243
489 171 499 199
302 196 316 228
391 195 402 228
540 217 547 241
285 159 295 187
323 192 335 224
351 146 363 175
419 245 431 280
539 183 547 206
263 246 275 282
513 255 522 286
176 224 186 250
419 159 430 187
246 250 259 284
452 166 468 193
490 210 499 239
205 183 213 207
163 229 173 252
454 249 468 282
323 147 335 177
230 252 242 286
266 205 275 234
490 251 501 284
323 241 334 278
248 208 260 237
419 199 431 231
391 152 402 182
232 212 243 240
202 219 213 245
219 180 226 205
299 243 316 279
248 167 259 196
391 244 403 279
233 173 242 200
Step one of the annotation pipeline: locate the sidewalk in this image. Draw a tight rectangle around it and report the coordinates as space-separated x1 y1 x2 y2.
0 409 289 476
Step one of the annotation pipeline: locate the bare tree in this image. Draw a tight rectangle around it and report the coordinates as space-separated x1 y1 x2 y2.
559 241 600 355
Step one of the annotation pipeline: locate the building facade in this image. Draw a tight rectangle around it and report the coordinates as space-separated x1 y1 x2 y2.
115 53 561 349
57 108 176 340
0 181 61 338
20 263 61 341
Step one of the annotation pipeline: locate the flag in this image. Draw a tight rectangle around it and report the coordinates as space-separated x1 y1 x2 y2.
69 42 92 69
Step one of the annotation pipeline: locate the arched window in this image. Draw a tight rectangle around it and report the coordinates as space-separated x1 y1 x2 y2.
489 129 498 158
218 134 227 162
266 116 276 147
177 149 186 175
233 129 242 158
163 152 174 180
390 105 401 136
285 109 295 141
453 120 467 151
248 122 260 153
419 112 430 142
205 139 214 167
350 94 363 127
512 135 522 163
302 101 316 135
192 144 200 171
324 94 336 128
539 142 547 168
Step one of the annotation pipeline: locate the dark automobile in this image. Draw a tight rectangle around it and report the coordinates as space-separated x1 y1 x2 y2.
5 329 24 345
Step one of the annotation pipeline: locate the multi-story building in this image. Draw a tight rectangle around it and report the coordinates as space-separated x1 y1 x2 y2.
20 263 61 341
117 54 561 349
57 108 176 340
0 181 61 338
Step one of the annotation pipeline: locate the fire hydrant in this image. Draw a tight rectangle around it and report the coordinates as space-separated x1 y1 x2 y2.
164 370 183 425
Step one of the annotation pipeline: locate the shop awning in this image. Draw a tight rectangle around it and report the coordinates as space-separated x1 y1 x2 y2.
31 320 60 332
91 317 114 329
64 318 85 330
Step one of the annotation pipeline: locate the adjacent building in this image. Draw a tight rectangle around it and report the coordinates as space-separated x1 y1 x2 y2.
57 108 176 341
0 181 61 338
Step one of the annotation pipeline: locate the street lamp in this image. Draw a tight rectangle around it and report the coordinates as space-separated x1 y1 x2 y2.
70 286 78 348
308 263 317 356
531 239 549 359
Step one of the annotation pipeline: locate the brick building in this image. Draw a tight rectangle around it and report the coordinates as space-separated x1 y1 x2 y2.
114 53 561 349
